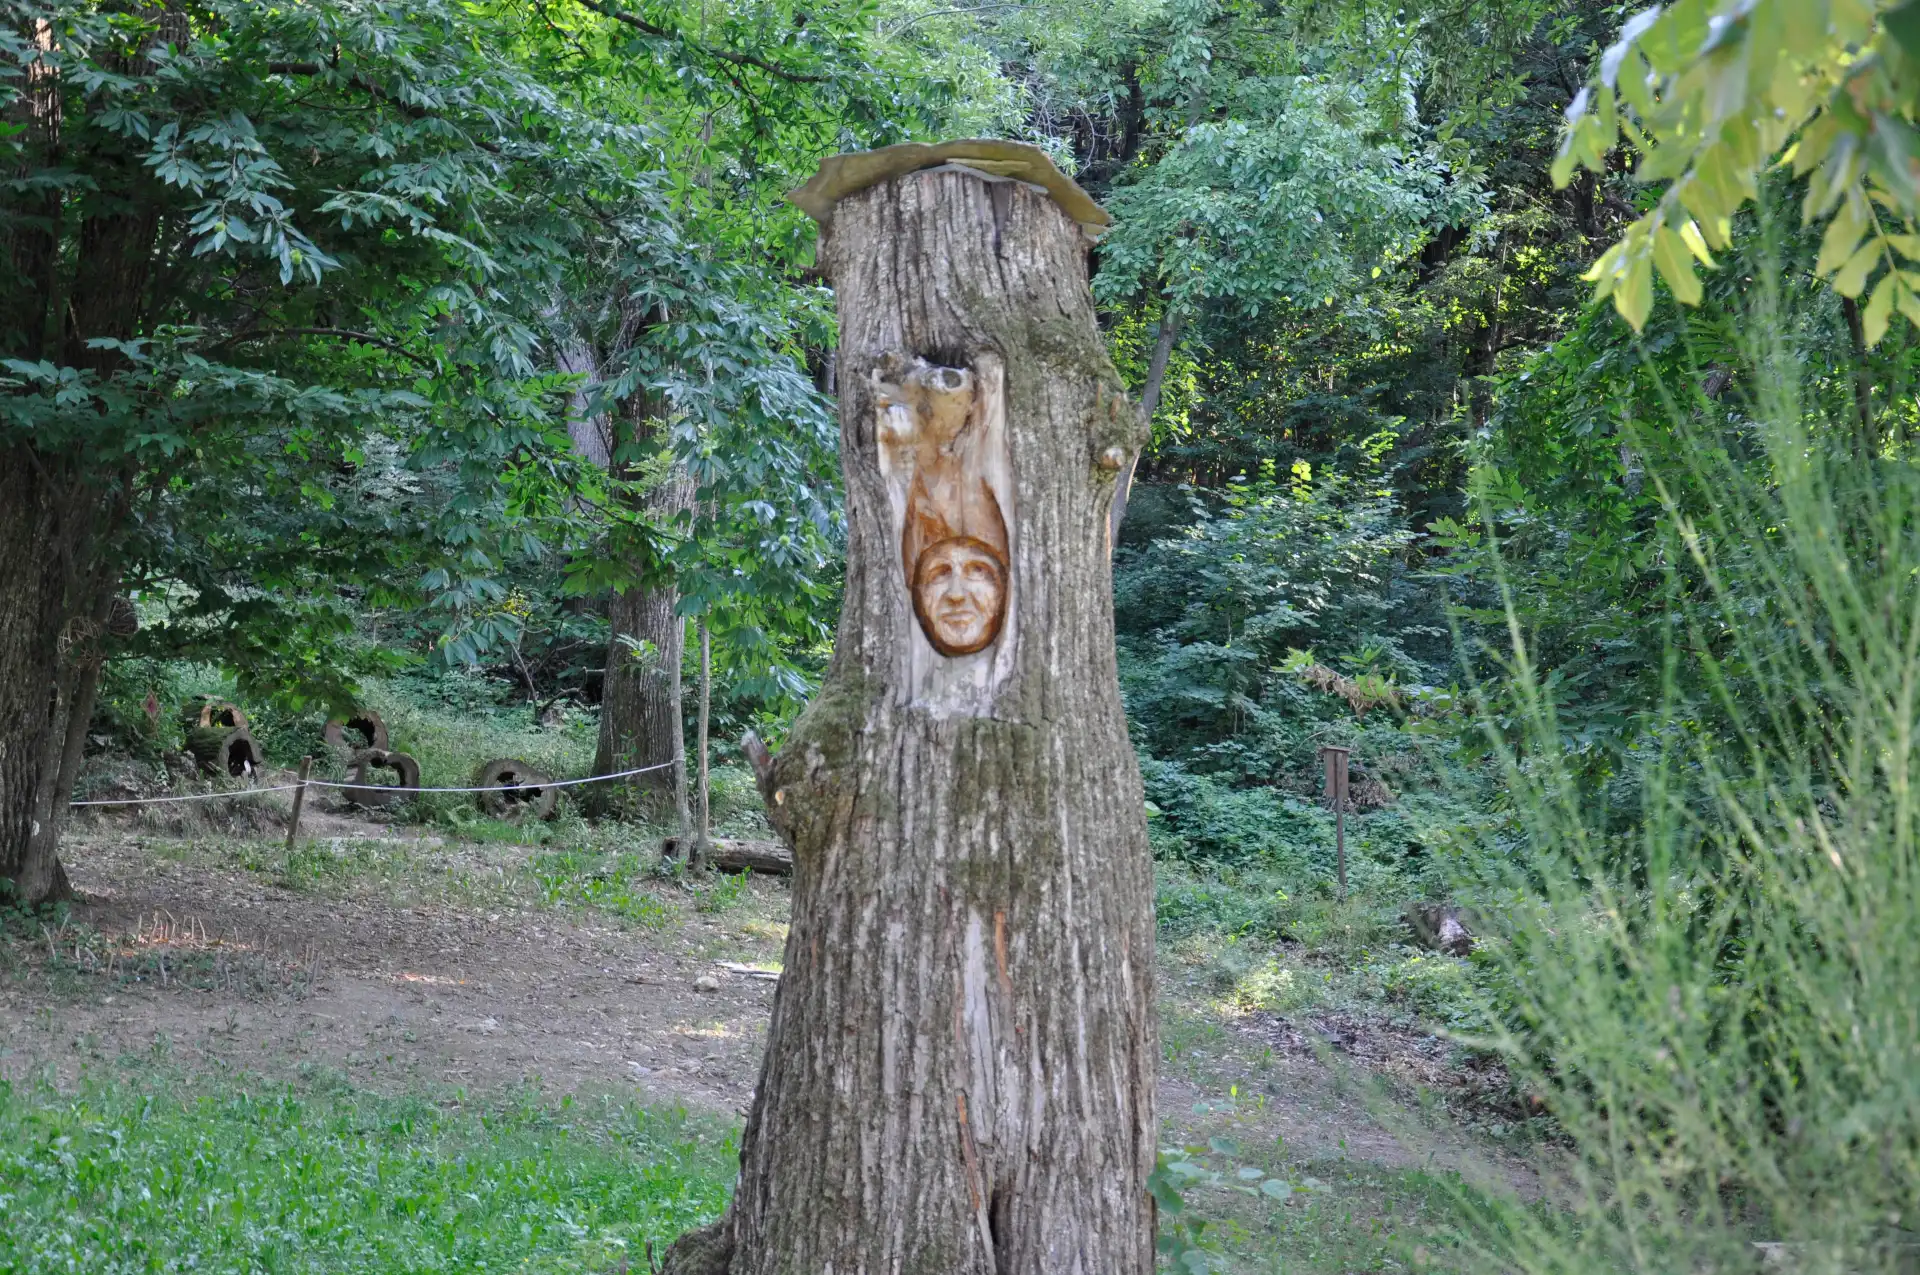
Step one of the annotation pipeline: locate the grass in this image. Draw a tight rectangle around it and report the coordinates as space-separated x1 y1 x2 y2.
0 1069 734 1274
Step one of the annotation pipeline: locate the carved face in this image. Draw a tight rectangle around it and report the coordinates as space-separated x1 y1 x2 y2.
912 536 1007 656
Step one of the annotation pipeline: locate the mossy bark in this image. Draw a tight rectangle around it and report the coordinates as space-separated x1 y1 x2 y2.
669 165 1155 1275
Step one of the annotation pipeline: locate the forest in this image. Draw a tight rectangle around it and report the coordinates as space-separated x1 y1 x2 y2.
3 0 1919 1270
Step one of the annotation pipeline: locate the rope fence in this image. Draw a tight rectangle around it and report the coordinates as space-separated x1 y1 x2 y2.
70 760 677 808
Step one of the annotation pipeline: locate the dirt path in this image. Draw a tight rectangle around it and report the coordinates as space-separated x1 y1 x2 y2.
3 825 782 1116
2 822 1535 1199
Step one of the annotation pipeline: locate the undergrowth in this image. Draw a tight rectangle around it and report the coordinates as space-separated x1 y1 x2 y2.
0 1070 733 1274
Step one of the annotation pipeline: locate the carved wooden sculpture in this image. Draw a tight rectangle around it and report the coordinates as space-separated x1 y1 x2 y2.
873 353 1014 663
662 142 1152 1275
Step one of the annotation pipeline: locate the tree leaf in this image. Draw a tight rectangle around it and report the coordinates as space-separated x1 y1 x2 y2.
1833 240 1882 297
1652 226 1704 306
1863 270 1897 346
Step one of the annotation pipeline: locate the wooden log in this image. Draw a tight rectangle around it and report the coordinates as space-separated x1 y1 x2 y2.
184 725 262 777
661 835 792 876
342 749 420 807
472 757 557 820
179 695 248 732
322 709 388 754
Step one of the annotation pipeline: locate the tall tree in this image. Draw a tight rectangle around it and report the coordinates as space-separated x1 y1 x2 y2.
665 145 1155 1275
0 0 755 901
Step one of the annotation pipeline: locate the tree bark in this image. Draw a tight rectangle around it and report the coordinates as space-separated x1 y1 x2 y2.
588 395 695 822
693 617 712 870
0 451 103 905
666 161 1156 1275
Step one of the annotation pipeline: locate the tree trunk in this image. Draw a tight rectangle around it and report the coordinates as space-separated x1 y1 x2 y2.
588 396 695 822
0 452 103 905
1841 294 1876 453
2 17 62 360
667 157 1156 1275
693 617 711 870
1108 306 1182 541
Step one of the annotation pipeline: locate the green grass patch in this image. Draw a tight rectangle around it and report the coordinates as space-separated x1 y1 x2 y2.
530 849 676 928
0 1071 734 1274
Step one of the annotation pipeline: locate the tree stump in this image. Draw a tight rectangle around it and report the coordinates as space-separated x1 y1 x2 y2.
665 143 1155 1275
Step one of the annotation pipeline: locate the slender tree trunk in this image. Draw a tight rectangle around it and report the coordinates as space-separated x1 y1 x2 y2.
589 395 695 821
666 160 1156 1275
1107 306 1182 541
2 17 62 360
693 618 711 870
1841 294 1876 453
1108 77 1209 542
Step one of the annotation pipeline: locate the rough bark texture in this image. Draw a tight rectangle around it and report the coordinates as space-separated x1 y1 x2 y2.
588 394 694 822
673 166 1155 1275
0 451 99 905
590 519 692 821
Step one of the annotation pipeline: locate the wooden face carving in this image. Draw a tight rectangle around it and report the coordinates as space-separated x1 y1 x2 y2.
912 535 1007 655
872 355 1013 672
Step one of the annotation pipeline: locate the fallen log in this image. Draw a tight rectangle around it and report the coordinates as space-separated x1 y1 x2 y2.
185 725 264 778
660 836 792 876
322 709 389 754
179 695 248 732
342 749 421 807
472 758 557 820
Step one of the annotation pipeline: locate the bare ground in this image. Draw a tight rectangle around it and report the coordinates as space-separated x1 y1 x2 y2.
2 807 1538 1200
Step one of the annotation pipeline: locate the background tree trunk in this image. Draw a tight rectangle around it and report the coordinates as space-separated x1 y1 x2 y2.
0 452 99 905
693 618 711 870
588 396 694 823
668 162 1156 1274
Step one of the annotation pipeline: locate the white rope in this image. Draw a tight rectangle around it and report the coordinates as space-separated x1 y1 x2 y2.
70 760 677 807
71 784 306 807
306 760 675 795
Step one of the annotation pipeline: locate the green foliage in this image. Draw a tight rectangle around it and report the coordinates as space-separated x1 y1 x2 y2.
531 849 675 927
1455 268 1920 1270
695 869 753 915
0 1073 733 1273
1116 465 1442 785
1094 71 1476 320
1558 0 1920 338
1149 1138 1339 1273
